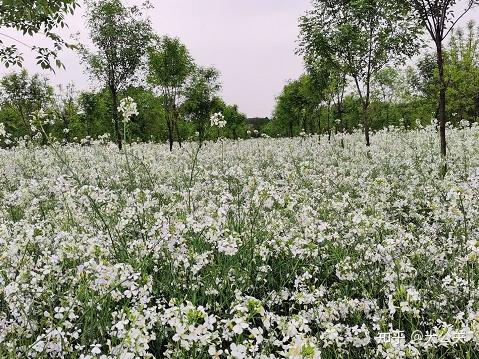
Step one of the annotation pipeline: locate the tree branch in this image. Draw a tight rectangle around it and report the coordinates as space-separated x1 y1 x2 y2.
442 1 476 40
0 32 33 49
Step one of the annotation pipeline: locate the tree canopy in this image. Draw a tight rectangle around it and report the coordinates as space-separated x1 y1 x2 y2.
0 0 79 69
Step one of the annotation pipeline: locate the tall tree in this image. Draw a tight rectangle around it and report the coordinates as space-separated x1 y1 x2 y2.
304 62 331 135
0 70 54 136
80 0 152 150
299 0 421 146
0 0 78 69
372 66 400 125
182 67 221 144
213 100 248 139
52 84 79 142
400 0 478 163
446 20 479 123
273 76 312 137
147 36 194 151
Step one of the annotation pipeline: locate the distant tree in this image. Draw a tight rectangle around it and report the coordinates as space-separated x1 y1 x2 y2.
330 72 347 133
224 104 248 140
80 0 153 150
213 100 248 139
78 89 112 138
147 36 194 151
303 62 332 135
299 0 421 146
400 0 479 164
51 84 79 142
372 66 400 125
0 70 54 137
0 0 78 69
413 52 438 100
446 21 479 123
273 77 311 137
182 67 221 144
123 86 167 142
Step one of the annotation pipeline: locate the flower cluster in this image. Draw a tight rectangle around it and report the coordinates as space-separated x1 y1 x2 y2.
0 122 6 137
210 112 226 128
118 97 139 123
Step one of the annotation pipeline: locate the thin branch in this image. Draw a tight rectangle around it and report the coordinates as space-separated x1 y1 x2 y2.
0 32 33 49
442 2 476 40
425 0 439 29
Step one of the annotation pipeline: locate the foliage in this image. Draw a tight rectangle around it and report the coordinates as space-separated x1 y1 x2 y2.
147 36 194 150
80 0 153 150
0 0 78 69
298 0 422 145
0 70 54 137
399 0 479 160
182 66 222 143
446 21 479 124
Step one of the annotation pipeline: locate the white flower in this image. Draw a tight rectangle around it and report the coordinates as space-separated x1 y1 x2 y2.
210 112 226 128
0 122 6 137
118 97 139 123
91 344 102 355
230 343 247 359
460 119 470 128
208 345 223 357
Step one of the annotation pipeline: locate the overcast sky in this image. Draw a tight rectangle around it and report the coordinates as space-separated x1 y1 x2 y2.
0 1 478 117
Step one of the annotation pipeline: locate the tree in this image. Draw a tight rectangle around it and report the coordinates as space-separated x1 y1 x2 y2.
0 0 78 69
0 70 54 137
80 0 153 150
123 86 167 142
400 0 479 163
51 84 79 142
272 76 312 137
446 21 479 123
414 52 439 100
78 89 113 138
212 100 248 139
372 66 400 125
299 0 421 146
147 36 194 151
182 67 221 144
224 104 248 140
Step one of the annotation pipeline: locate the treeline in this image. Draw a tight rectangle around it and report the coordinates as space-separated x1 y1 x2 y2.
1 0 478 153
266 21 479 139
0 0 249 149
0 70 249 146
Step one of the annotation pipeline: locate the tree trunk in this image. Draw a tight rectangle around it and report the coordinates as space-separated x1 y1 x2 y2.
317 106 321 142
174 115 182 148
166 117 174 151
436 39 447 177
353 74 371 146
363 102 371 147
110 87 122 150
171 104 182 148
475 92 479 121
327 101 332 141
386 106 390 126
337 101 343 132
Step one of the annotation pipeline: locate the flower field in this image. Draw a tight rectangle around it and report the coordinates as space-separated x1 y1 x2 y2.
1 126 479 359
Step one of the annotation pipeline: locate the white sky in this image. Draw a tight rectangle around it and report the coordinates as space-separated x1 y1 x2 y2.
0 1 478 117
